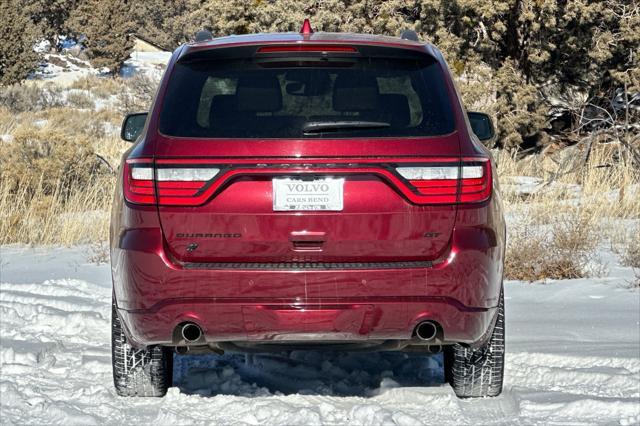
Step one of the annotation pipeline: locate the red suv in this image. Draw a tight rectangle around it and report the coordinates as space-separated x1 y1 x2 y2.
111 22 505 399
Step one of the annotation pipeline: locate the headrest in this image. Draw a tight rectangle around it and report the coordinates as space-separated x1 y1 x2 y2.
333 74 380 111
209 95 237 126
380 94 410 127
235 75 282 112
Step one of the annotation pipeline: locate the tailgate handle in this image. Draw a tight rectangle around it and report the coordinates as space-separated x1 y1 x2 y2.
290 231 325 252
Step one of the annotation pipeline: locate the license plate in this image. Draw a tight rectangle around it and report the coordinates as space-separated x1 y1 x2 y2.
273 178 344 211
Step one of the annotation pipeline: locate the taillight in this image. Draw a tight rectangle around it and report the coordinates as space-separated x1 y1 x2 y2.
123 159 155 205
459 158 492 203
396 157 492 204
123 158 219 206
123 157 490 206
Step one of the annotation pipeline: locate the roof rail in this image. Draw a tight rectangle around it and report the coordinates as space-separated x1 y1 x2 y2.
194 30 213 42
400 30 419 41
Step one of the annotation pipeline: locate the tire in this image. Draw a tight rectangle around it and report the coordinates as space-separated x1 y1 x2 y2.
111 300 173 397
444 289 505 398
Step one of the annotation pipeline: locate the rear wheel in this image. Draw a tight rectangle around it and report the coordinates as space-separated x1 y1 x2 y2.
111 300 173 397
444 289 505 398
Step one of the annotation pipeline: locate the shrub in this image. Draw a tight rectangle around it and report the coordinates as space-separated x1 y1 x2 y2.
0 123 117 245
28 107 121 140
70 75 122 99
0 106 17 135
619 228 640 287
0 127 106 199
505 211 599 282
117 73 159 113
621 233 640 269
0 83 64 113
0 176 113 245
66 90 95 109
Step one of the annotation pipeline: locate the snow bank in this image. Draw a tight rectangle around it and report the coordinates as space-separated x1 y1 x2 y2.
0 246 638 425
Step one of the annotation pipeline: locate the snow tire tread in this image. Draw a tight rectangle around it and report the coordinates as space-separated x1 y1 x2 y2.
444 289 505 398
111 300 172 397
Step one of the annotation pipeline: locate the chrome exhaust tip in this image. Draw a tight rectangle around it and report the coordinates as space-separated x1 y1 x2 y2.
415 321 438 341
181 322 203 343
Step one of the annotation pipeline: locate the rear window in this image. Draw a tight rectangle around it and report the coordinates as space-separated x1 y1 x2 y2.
159 54 455 138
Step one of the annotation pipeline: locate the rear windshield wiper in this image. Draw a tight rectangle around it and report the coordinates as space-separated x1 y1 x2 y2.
302 120 391 134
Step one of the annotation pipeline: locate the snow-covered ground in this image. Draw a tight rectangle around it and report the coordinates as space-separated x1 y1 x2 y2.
30 48 171 87
31 52 95 86
0 246 639 425
120 51 172 79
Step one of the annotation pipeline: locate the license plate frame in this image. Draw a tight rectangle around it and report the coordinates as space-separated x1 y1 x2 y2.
272 178 344 211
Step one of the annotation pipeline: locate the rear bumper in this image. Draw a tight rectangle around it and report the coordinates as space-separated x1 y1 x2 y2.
112 226 503 347
118 299 495 347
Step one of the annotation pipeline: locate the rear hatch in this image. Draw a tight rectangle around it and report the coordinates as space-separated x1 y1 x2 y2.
130 44 489 265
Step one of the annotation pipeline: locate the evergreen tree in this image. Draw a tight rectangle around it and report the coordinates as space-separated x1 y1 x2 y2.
131 0 190 50
0 0 40 85
171 0 638 149
23 0 79 51
68 0 135 74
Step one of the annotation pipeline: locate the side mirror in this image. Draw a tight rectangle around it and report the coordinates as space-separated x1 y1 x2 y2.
121 112 148 142
467 111 495 142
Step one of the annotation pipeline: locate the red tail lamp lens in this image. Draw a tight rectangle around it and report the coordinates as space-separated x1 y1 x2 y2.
123 159 220 206
396 157 492 204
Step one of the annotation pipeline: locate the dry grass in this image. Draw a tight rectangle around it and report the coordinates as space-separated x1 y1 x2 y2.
496 144 639 281
0 79 134 245
66 90 96 109
0 106 17 136
621 235 640 270
505 209 601 281
0 125 118 245
70 76 122 99
0 177 112 245
611 226 640 287
0 83 65 113
116 73 158 113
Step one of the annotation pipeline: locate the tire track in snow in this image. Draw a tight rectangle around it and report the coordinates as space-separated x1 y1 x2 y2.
1 247 639 425
506 352 640 398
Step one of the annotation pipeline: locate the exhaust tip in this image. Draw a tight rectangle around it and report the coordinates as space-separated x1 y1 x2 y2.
181 322 203 343
415 321 438 341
